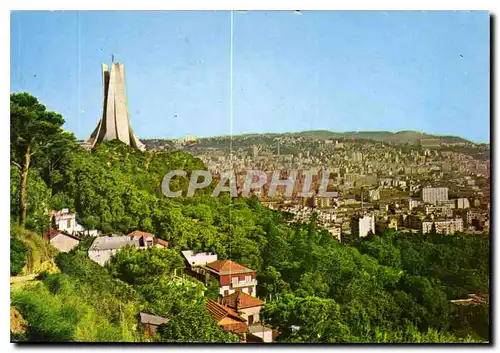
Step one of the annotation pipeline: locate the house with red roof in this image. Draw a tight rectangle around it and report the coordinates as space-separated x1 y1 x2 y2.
206 299 248 342
204 259 258 297
221 291 265 326
127 230 168 248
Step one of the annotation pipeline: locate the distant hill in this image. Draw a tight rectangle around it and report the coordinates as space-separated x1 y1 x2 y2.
286 130 471 144
214 130 470 144
142 130 472 147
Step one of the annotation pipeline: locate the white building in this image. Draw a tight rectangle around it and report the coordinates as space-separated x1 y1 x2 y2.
249 324 273 343
422 218 464 235
352 214 375 237
50 208 101 237
421 187 449 205
408 198 419 210
181 250 218 267
50 209 84 235
351 152 363 163
369 189 380 201
456 198 470 209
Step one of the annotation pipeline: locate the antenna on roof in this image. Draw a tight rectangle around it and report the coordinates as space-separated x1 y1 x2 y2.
112 54 115 63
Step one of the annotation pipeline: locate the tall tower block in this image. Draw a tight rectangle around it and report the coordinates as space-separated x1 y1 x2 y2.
86 60 145 151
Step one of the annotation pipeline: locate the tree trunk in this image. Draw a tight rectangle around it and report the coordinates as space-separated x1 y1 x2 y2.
19 144 31 226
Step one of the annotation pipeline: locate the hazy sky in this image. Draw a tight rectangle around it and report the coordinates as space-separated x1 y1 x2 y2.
11 11 490 142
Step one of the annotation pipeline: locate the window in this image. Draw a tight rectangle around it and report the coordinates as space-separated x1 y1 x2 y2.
248 315 254 326
248 287 253 296
245 275 251 282
67 219 71 229
224 290 229 296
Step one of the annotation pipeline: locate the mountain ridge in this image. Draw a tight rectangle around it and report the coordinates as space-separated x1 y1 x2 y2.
142 130 476 145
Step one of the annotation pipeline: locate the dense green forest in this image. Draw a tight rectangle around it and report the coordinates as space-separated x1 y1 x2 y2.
10 93 490 343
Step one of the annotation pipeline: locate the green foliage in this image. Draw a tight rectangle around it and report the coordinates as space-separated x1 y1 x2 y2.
107 246 184 286
79 215 100 231
10 237 28 276
204 278 220 301
156 300 239 343
11 167 51 232
49 193 74 213
11 93 69 226
12 275 139 342
353 232 489 299
10 224 58 275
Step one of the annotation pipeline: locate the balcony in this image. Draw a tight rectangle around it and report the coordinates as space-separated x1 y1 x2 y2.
231 278 258 288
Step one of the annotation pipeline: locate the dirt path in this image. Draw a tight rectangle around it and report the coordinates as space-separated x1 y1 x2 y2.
10 274 37 284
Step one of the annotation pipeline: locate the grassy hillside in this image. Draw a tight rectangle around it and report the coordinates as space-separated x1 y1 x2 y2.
10 224 59 276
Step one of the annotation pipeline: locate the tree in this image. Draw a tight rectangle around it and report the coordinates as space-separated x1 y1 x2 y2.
80 215 100 234
106 246 184 286
10 238 27 276
11 93 65 226
156 300 239 343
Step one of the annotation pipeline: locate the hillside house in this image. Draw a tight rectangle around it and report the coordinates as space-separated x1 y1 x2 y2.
139 312 169 337
88 231 168 266
43 229 81 252
50 209 84 235
204 260 258 297
181 250 218 269
221 291 265 326
206 299 248 342
248 324 273 343
50 208 101 237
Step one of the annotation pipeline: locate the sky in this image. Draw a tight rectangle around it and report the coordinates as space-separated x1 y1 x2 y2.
10 11 490 142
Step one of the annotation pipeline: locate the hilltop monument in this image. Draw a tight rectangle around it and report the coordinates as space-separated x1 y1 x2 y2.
86 57 145 151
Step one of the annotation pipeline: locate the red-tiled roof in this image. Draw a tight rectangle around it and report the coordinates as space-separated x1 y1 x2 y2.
127 231 168 247
221 291 264 310
206 260 254 275
206 299 244 321
206 299 249 334
43 229 80 241
221 322 249 334
128 230 155 238
154 238 169 248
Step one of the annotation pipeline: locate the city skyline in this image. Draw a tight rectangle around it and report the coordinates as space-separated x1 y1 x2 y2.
10 11 490 142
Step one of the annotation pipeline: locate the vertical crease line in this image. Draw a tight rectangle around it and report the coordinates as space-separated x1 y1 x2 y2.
77 12 81 138
229 10 234 269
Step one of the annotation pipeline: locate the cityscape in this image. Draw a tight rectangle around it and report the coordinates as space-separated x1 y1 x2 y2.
10 11 490 344
144 129 490 242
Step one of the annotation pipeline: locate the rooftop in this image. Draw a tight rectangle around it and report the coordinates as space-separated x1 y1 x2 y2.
88 236 140 251
206 299 244 323
248 324 273 333
205 260 254 275
139 312 169 326
128 230 155 238
221 291 265 310
43 229 81 242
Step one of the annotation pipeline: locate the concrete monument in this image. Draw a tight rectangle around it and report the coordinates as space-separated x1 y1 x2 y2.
86 57 145 151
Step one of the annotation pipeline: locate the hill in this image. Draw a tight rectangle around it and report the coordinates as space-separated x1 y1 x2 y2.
142 130 472 148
